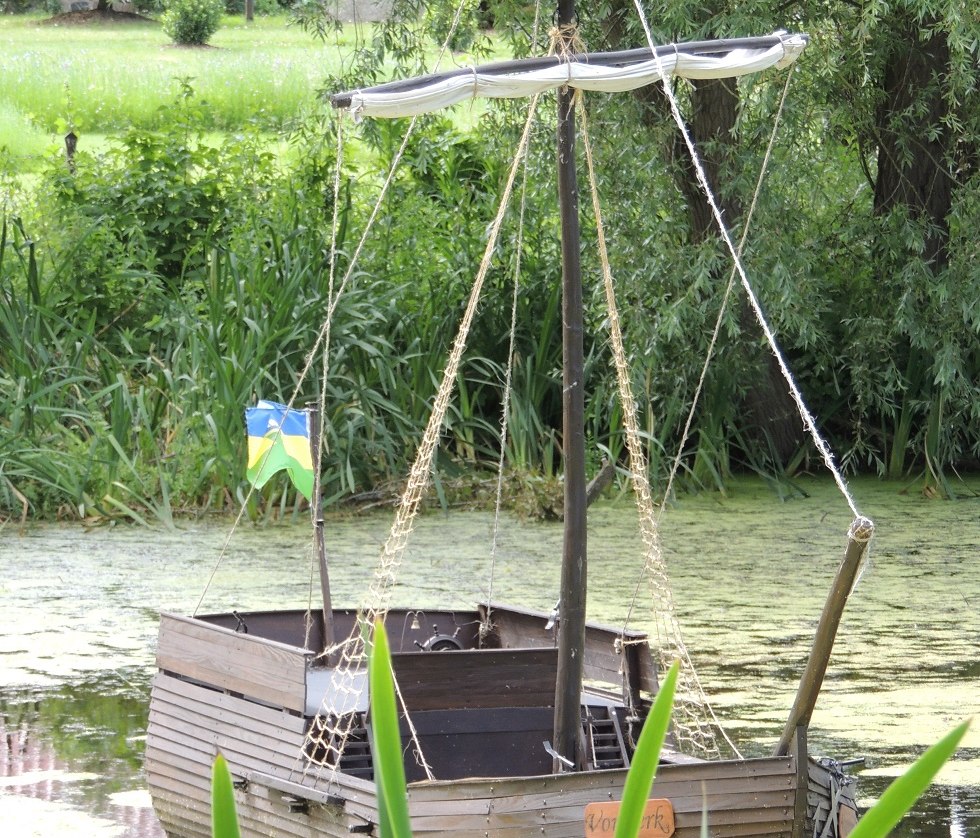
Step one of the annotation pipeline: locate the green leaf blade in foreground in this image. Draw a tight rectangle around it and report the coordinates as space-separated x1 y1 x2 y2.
848 719 971 838
211 752 242 838
369 620 413 838
614 660 680 838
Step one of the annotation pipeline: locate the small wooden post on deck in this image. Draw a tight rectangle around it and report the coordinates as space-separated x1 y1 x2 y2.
775 516 875 756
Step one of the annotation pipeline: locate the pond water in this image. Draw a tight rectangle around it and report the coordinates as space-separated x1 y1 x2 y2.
1 476 977 836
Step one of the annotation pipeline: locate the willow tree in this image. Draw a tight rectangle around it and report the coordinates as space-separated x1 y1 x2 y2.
297 0 980 485
826 2 980 485
580 0 980 484
597 0 815 471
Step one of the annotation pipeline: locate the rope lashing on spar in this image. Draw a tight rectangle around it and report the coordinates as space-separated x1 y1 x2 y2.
549 22 585 71
849 516 875 543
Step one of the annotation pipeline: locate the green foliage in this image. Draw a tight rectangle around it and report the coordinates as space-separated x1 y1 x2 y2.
614 660 678 838
39 79 277 287
2 2 980 521
424 0 482 52
162 0 224 45
368 621 413 838
0 101 49 166
211 753 242 838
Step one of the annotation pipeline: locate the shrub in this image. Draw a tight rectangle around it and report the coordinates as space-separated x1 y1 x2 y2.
161 0 223 46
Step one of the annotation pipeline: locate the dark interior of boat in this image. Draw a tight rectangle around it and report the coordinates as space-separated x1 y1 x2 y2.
198 605 649 780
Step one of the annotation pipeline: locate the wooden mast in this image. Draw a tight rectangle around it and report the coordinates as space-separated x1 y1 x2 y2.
552 0 588 771
307 403 335 651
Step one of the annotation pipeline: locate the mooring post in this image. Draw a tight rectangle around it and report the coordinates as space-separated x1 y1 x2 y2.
774 516 875 756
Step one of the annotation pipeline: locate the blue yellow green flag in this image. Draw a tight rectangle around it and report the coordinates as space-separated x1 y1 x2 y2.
245 400 315 501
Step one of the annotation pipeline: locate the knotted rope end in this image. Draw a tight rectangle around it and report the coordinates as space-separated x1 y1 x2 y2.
848 515 875 544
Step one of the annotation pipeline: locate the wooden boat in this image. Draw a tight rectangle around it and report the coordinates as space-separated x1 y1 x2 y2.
148 602 860 837
146 14 872 838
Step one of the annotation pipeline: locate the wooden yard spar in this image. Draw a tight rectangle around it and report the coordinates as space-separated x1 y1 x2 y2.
143 16 876 838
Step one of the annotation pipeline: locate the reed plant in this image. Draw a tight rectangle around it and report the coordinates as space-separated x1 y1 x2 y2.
3 28 978 521
211 753 241 838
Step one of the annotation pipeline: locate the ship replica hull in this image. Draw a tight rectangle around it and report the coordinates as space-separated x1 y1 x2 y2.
145 603 856 837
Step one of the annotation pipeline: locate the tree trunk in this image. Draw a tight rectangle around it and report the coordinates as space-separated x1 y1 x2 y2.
685 78 803 463
868 15 976 479
672 76 742 243
634 75 804 464
599 3 803 464
873 17 956 271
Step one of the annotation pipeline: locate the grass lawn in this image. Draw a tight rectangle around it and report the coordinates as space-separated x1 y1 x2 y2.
1 13 352 129
0 12 498 174
0 13 367 171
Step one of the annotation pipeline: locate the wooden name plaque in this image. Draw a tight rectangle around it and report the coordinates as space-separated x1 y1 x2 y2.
584 799 675 837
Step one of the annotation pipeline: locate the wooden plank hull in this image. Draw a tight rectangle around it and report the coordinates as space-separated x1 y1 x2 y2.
146 609 857 838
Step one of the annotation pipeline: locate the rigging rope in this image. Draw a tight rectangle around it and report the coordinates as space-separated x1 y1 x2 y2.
198 0 867 786
360 95 541 627
483 0 545 635
578 94 739 760
300 92 544 787
296 0 487 782
629 2 861 519
617 67 794 758
482 159 528 636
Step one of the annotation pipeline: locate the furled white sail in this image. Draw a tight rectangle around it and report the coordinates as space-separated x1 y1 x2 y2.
345 33 806 120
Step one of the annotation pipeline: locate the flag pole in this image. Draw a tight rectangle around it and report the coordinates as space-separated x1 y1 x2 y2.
307 403 335 652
